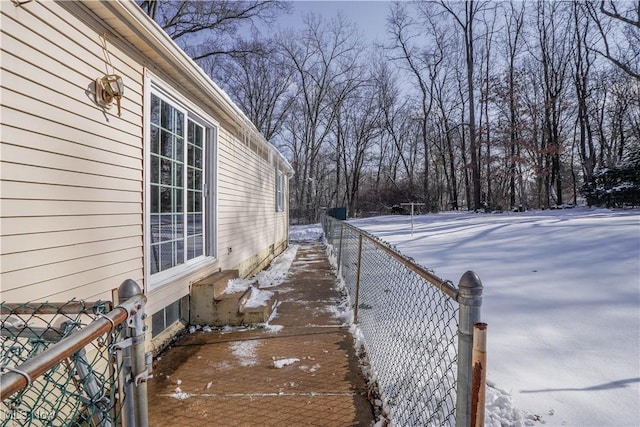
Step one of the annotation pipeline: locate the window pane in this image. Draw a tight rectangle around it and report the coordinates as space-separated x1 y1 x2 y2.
188 121 195 145
187 213 202 234
194 192 202 212
151 310 164 338
174 214 184 239
194 170 201 191
150 184 160 213
188 143 194 167
160 187 171 212
150 125 160 154
175 240 184 266
195 147 202 169
175 189 183 213
166 300 180 325
187 236 203 260
150 155 159 183
176 111 184 137
175 137 184 162
187 168 193 190
161 130 172 158
150 244 159 275
187 239 194 260
187 189 194 212
193 213 203 235
151 95 160 127
195 126 203 148
160 214 173 242
160 159 172 185
160 242 173 271
150 215 160 243
194 238 203 258
161 102 173 131
173 164 183 187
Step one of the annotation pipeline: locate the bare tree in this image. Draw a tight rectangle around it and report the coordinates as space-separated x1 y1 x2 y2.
535 0 573 206
375 60 419 195
137 0 290 60
572 1 599 191
433 0 494 211
335 82 383 215
431 54 464 210
209 35 295 141
477 6 498 208
387 2 440 205
501 0 526 209
279 13 363 220
586 0 640 80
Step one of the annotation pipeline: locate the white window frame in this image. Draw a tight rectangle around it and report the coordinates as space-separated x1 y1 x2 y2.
276 169 284 212
144 73 218 291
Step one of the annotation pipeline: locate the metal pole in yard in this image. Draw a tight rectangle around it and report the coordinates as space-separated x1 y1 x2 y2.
410 203 414 236
455 271 483 427
401 202 425 237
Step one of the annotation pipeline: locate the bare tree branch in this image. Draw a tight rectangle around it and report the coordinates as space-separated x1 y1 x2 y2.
137 0 291 58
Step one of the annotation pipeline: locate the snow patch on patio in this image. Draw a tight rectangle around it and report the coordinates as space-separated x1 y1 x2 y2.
170 386 190 400
273 357 300 368
231 341 261 366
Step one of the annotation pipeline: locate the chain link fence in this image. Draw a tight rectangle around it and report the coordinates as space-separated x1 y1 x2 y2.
322 215 484 427
1 280 149 426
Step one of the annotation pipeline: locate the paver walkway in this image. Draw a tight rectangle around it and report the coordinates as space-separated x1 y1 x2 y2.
147 242 375 426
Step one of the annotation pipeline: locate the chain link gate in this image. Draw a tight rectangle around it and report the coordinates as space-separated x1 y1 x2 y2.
1 280 149 426
322 215 484 427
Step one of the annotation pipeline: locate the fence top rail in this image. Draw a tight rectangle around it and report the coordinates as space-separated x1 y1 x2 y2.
331 218 459 300
0 300 113 315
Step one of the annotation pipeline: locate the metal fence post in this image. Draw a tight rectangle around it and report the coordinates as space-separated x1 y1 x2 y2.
353 234 363 323
471 323 488 427
455 271 483 427
337 222 345 274
118 279 150 427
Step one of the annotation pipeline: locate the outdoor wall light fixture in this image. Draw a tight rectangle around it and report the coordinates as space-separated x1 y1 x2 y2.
95 74 124 116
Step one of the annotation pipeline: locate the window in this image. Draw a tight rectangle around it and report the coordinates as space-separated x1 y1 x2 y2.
151 296 187 338
276 170 284 212
147 90 216 284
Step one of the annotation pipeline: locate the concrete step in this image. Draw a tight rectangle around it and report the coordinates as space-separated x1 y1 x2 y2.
239 287 278 324
190 271 277 326
191 270 239 301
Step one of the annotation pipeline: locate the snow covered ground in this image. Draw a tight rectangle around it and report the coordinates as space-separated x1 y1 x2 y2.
195 209 637 426
341 207 640 427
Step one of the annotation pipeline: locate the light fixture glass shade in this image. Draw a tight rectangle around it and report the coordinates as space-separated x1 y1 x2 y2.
96 74 124 116
101 74 124 97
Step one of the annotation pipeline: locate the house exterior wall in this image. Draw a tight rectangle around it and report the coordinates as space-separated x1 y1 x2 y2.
0 1 290 336
1 0 145 304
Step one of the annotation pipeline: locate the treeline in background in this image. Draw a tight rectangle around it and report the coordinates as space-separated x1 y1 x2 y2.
139 0 640 222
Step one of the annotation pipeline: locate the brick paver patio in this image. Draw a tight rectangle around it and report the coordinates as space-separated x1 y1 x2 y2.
147 242 375 426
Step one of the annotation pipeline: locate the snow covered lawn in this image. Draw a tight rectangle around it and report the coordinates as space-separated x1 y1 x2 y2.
346 207 640 426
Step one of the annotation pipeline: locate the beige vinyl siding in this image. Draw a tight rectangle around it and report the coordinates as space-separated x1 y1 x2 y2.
1 4 142 124
216 127 288 277
0 1 143 302
1 0 291 332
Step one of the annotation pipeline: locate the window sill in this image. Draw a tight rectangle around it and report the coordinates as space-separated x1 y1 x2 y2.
147 256 217 292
